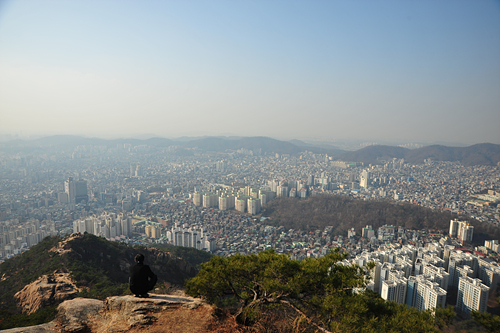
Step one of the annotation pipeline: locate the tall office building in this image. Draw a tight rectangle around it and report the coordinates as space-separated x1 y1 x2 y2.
64 177 76 203
360 170 370 188
74 179 88 203
65 177 88 204
456 277 489 316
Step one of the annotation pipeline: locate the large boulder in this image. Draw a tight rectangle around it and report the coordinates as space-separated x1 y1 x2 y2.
54 298 104 333
14 272 81 315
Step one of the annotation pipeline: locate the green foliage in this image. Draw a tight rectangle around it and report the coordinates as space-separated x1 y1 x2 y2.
77 283 130 300
327 292 437 333
0 234 132 328
0 306 57 330
152 243 213 268
0 233 199 330
261 195 499 243
434 305 456 329
471 311 500 333
64 234 134 299
186 249 444 332
0 236 63 310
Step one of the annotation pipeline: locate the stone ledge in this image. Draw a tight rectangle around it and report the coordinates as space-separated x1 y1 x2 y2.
0 294 206 333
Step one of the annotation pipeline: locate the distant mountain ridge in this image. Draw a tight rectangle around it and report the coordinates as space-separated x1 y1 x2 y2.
1 135 346 156
2 136 499 165
336 143 500 166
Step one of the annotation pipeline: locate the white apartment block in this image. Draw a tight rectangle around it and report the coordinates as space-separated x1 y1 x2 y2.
456 276 489 316
381 278 407 304
449 219 474 244
72 212 132 238
414 279 447 311
166 223 216 252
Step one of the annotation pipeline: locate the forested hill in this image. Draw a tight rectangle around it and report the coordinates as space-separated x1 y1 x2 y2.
335 143 500 166
0 233 211 329
261 196 500 244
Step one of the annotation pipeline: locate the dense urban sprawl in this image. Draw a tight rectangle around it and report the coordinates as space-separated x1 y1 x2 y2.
1 142 499 315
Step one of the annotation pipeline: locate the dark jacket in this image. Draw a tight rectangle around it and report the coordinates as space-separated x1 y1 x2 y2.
129 262 157 295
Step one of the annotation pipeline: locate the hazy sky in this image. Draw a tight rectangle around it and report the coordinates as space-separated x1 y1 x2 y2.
0 0 499 145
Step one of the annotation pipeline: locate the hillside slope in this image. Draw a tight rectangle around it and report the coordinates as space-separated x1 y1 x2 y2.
261 195 500 244
0 233 201 329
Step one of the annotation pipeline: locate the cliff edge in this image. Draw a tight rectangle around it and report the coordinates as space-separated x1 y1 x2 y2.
1 294 238 333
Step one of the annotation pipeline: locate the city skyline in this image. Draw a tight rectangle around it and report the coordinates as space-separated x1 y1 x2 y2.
1 0 499 145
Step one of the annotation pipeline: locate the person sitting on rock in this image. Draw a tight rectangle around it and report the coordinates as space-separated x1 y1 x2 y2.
129 253 157 298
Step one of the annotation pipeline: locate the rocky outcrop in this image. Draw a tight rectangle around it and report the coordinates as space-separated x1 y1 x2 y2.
97 294 204 332
1 294 223 333
55 298 104 333
51 234 198 287
14 272 82 315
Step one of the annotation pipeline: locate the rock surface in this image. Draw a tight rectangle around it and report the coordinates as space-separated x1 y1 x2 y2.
55 298 104 333
1 294 227 333
14 272 81 315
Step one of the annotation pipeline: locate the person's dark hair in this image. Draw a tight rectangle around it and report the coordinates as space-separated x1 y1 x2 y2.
135 253 145 263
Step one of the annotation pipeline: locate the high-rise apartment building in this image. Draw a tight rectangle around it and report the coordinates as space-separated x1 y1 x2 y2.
247 198 261 215
72 213 132 238
406 276 447 311
448 251 477 289
192 192 202 206
477 257 500 289
307 174 314 186
449 219 459 238
414 280 447 311
130 163 142 177
449 219 473 244
456 277 489 316
381 278 407 304
202 193 218 208
362 225 375 239
458 222 474 244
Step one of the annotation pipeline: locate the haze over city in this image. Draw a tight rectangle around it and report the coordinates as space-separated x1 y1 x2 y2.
0 0 499 145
